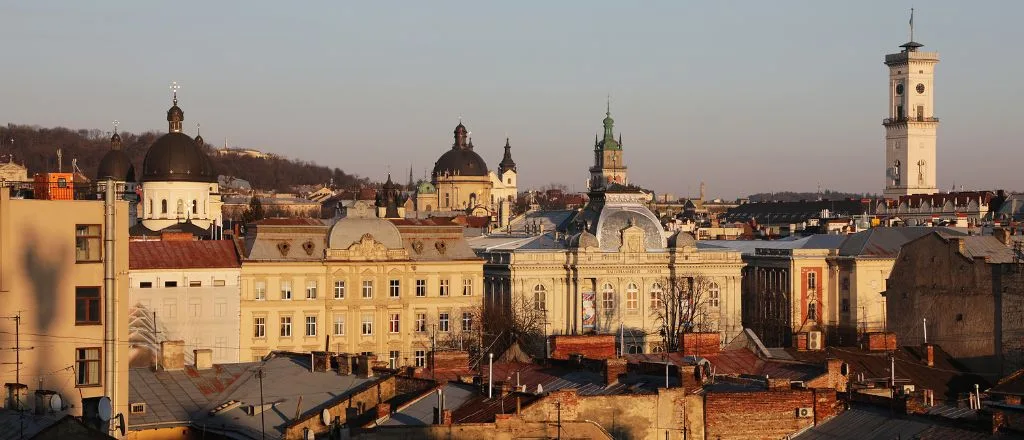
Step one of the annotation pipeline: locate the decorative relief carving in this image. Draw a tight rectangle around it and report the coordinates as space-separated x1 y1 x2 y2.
277 241 291 256
412 240 424 254
435 241 447 254
302 240 315 256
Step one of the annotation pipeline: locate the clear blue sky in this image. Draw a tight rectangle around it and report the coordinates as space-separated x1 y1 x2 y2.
2 1 1022 198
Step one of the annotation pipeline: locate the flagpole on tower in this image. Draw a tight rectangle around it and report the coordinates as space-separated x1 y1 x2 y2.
909 7 915 42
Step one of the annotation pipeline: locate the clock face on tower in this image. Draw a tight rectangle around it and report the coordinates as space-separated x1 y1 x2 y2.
916 83 925 94
895 84 904 95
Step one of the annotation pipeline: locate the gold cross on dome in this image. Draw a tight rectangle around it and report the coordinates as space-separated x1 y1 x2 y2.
170 81 181 102
112 120 119 133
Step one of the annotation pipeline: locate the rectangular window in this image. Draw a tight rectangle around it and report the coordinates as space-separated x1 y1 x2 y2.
213 279 226 287
188 298 201 317
255 281 266 300
334 280 345 299
75 225 101 262
841 298 850 313
361 314 373 335
254 317 266 338
163 299 177 319
306 281 317 300
389 313 400 333
305 316 317 337
462 279 473 296
439 279 449 297
389 350 400 369
415 350 426 367
438 312 450 332
362 280 373 299
215 337 226 350
280 316 292 337
139 282 153 289
415 313 426 333
164 281 178 288
281 280 292 300
75 287 101 325
389 279 400 298
462 312 473 332
189 280 202 287
415 279 427 297
333 315 345 335
75 348 101 386
214 300 226 317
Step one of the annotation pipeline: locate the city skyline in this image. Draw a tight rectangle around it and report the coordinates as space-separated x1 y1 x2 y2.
2 1 1023 198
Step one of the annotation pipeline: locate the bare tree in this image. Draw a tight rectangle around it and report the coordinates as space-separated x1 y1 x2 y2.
649 274 717 352
476 292 548 361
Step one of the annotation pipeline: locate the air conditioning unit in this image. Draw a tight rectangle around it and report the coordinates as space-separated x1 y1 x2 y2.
796 407 813 418
808 331 822 351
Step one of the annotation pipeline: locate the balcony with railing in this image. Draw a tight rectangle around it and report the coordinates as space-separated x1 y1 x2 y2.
883 116 940 125
2 179 137 201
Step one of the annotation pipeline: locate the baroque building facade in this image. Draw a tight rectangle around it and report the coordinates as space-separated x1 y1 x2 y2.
416 122 517 226
470 109 745 353
238 200 483 367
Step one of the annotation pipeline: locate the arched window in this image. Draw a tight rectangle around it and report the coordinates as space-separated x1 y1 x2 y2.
469 193 477 207
192 200 198 215
626 283 638 310
650 282 663 310
444 193 450 208
709 282 720 308
533 285 546 311
161 199 168 214
807 301 817 321
601 283 615 312
148 199 153 214
176 199 184 217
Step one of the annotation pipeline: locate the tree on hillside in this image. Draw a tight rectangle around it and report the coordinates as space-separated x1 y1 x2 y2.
240 195 265 224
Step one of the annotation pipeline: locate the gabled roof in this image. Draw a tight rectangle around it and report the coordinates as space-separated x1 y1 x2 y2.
933 232 1017 264
129 240 240 270
838 227 964 257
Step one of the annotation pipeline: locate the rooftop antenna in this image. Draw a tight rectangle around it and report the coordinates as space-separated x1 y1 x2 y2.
56 148 62 172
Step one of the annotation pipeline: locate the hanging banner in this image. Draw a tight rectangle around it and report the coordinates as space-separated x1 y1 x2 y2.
582 291 596 330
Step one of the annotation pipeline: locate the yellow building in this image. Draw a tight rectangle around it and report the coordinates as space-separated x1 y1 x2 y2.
0 183 130 428
239 201 483 368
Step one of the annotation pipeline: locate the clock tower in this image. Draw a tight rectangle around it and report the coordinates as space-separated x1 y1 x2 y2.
883 16 939 199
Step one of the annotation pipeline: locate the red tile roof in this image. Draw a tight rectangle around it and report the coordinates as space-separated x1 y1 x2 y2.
130 240 241 270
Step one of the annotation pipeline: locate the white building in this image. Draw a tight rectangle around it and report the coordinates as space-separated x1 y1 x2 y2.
128 239 241 365
882 29 939 199
136 88 223 235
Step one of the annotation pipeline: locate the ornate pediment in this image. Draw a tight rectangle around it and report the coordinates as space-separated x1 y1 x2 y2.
619 223 647 253
326 233 408 261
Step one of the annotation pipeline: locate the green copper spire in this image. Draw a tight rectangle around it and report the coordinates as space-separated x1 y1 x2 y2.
600 97 620 150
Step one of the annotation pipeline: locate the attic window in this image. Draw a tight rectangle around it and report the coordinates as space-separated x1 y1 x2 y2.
130 403 146 414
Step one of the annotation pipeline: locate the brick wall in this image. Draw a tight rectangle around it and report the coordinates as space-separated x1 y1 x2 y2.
865 332 897 352
704 389 833 440
605 358 627 385
805 358 848 393
679 332 720 356
429 350 469 372
549 335 616 360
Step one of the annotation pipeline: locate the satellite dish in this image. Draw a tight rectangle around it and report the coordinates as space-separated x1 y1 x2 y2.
49 394 62 412
97 396 112 421
304 428 315 440
321 408 331 426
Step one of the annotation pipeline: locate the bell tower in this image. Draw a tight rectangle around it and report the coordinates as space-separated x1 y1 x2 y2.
883 10 939 199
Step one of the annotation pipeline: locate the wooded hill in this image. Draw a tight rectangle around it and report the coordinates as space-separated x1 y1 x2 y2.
0 124 368 192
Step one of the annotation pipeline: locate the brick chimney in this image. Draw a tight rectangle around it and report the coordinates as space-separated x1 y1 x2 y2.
922 343 935 367
193 349 213 370
335 353 353 375
604 358 628 386
160 340 185 371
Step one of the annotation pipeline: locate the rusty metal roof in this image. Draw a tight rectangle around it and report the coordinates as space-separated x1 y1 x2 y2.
129 239 240 269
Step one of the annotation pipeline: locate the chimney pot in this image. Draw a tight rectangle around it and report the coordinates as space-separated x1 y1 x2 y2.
160 341 186 371
193 349 213 370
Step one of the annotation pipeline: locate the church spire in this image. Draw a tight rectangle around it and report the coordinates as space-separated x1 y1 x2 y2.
499 137 517 174
110 120 122 150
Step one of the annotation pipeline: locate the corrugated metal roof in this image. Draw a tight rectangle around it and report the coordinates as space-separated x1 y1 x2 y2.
129 240 241 270
795 405 998 440
838 227 963 257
